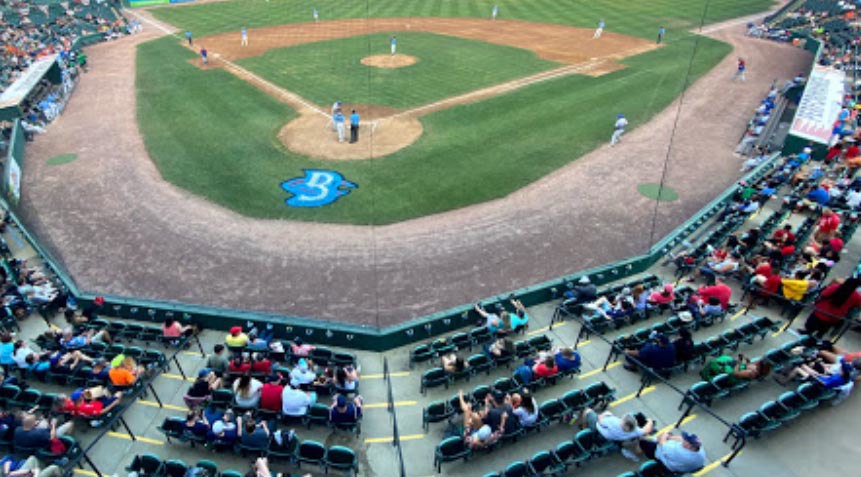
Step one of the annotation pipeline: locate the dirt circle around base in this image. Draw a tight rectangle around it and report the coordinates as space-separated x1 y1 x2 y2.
279 112 423 160
360 54 418 69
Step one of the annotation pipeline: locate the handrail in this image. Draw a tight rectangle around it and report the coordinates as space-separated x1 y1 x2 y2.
556 307 747 467
382 358 407 477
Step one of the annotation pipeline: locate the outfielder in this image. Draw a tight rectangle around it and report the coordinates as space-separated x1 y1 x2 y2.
593 20 605 39
492 5 498 20
610 113 628 146
200 46 208 65
390 35 397 55
657 26 665 44
313 9 319 22
241 27 248 46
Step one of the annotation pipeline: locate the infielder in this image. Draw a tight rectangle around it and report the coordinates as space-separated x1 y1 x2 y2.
241 27 248 46
200 46 208 65
593 20 605 39
390 35 397 55
313 9 319 22
733 58 746 81
492 5 498 20
610 113 628 146
185 30 193 46
333 111 346 143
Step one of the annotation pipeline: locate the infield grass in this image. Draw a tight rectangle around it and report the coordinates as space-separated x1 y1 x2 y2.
236 32 559 109
138 0 775 223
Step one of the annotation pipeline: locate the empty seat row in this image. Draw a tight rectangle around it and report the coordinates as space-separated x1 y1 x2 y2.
734 382 841 439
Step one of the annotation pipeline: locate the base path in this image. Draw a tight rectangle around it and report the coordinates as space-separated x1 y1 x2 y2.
22 16 811 327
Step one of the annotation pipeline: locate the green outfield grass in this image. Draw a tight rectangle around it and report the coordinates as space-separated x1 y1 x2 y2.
150 0 775 40
235 32 559 109
138 0 774 224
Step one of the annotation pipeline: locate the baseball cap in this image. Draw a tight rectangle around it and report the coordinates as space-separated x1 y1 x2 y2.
656 333 670 345
229 326 242 336
681 431 701 450
336 395 347 407
94 296 105 306
70 389 84 402
212 421 225 435
198 368 211 379
579 276 591 284
617 113 624 118
298 358 309 370
475 425 492 441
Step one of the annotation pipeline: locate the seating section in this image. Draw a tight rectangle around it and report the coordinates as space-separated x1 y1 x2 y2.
733 381 842 439
127 449 359 477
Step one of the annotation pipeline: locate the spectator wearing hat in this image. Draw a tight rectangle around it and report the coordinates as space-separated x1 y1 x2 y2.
225 327 249 348
82 296 105 321
563 276 598 305
624 333 676 374
289 359 316 388
638 431 706 473
647 284 675 306
329 394 363 427
581 408 654 461
208 410 238 449
61 388 122 427
205 345 229 376
187 369 221 400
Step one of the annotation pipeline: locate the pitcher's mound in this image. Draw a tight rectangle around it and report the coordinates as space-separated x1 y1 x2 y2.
279 113 423 160
361 54 418 69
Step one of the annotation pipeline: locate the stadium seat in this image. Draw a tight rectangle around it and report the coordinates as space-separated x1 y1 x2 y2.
194 460 218 477
450 332 472 351
295 440 327 470
164 460 188 477
434 436 471 472
713 372 749 395
687 381 721 406
560 389 589 414
410 344 435 369
325 446 358 476
737 411 780 438
466 354 495 376
527 335 552 351
304 403 330 428
423 400 454 431
779 389 816 412
759 400 800 425
126 454 164 476
638 459 675 477
538 399 566 424
420 367 452 394
157 417 186 443
492 377 521 395
468 327 492 346
583 381 615 408
526 450 563 476
796 382 837 404
551 439 589 469
501 461 528 477
0 384 21 407
574 428 615 457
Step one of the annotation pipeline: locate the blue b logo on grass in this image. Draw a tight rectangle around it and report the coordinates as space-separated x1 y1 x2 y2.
281 169 357 208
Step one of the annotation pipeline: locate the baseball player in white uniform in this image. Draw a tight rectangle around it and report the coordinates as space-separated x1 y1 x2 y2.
610 113 628 146
593 20 605 39
390 35 397 55
492 5 498 20
313 9 319 22
241 27 248 46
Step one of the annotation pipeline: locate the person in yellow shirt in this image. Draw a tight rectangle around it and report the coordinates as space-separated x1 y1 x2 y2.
781 270 810 301
225 326 249 348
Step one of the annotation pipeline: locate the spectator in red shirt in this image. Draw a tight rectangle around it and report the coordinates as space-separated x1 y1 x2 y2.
647 284 675 305
259 376 285 412
801 277 861 337
532 356 558 379
61 387 123 425
697 281 732 309
814 209 841 242
251 353 272 375
229 354 252 374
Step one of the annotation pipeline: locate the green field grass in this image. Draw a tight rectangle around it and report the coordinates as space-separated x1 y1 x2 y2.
150 0 776 40
138 0 774 224
236 32 559 109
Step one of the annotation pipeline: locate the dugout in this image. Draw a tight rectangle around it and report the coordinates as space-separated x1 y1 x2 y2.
0 54 62 121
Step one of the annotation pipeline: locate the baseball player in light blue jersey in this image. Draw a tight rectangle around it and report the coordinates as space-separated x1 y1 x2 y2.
593 20 605 39
492 5 498 20
390 35 397 55
610 113 628 146
313 9 319 22
241 27 248 46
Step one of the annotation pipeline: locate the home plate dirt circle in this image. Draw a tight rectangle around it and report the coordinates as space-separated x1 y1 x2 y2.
279 106 423 160
360 54 418 69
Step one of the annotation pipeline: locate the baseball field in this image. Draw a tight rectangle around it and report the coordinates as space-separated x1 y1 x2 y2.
139 0 777 224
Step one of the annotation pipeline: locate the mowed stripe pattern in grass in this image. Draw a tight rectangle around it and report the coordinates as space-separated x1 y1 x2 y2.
235 32 560 109
136 32 731 223
149 0 777 39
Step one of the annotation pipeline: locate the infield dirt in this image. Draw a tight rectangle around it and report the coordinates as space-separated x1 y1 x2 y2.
196 18 658 160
